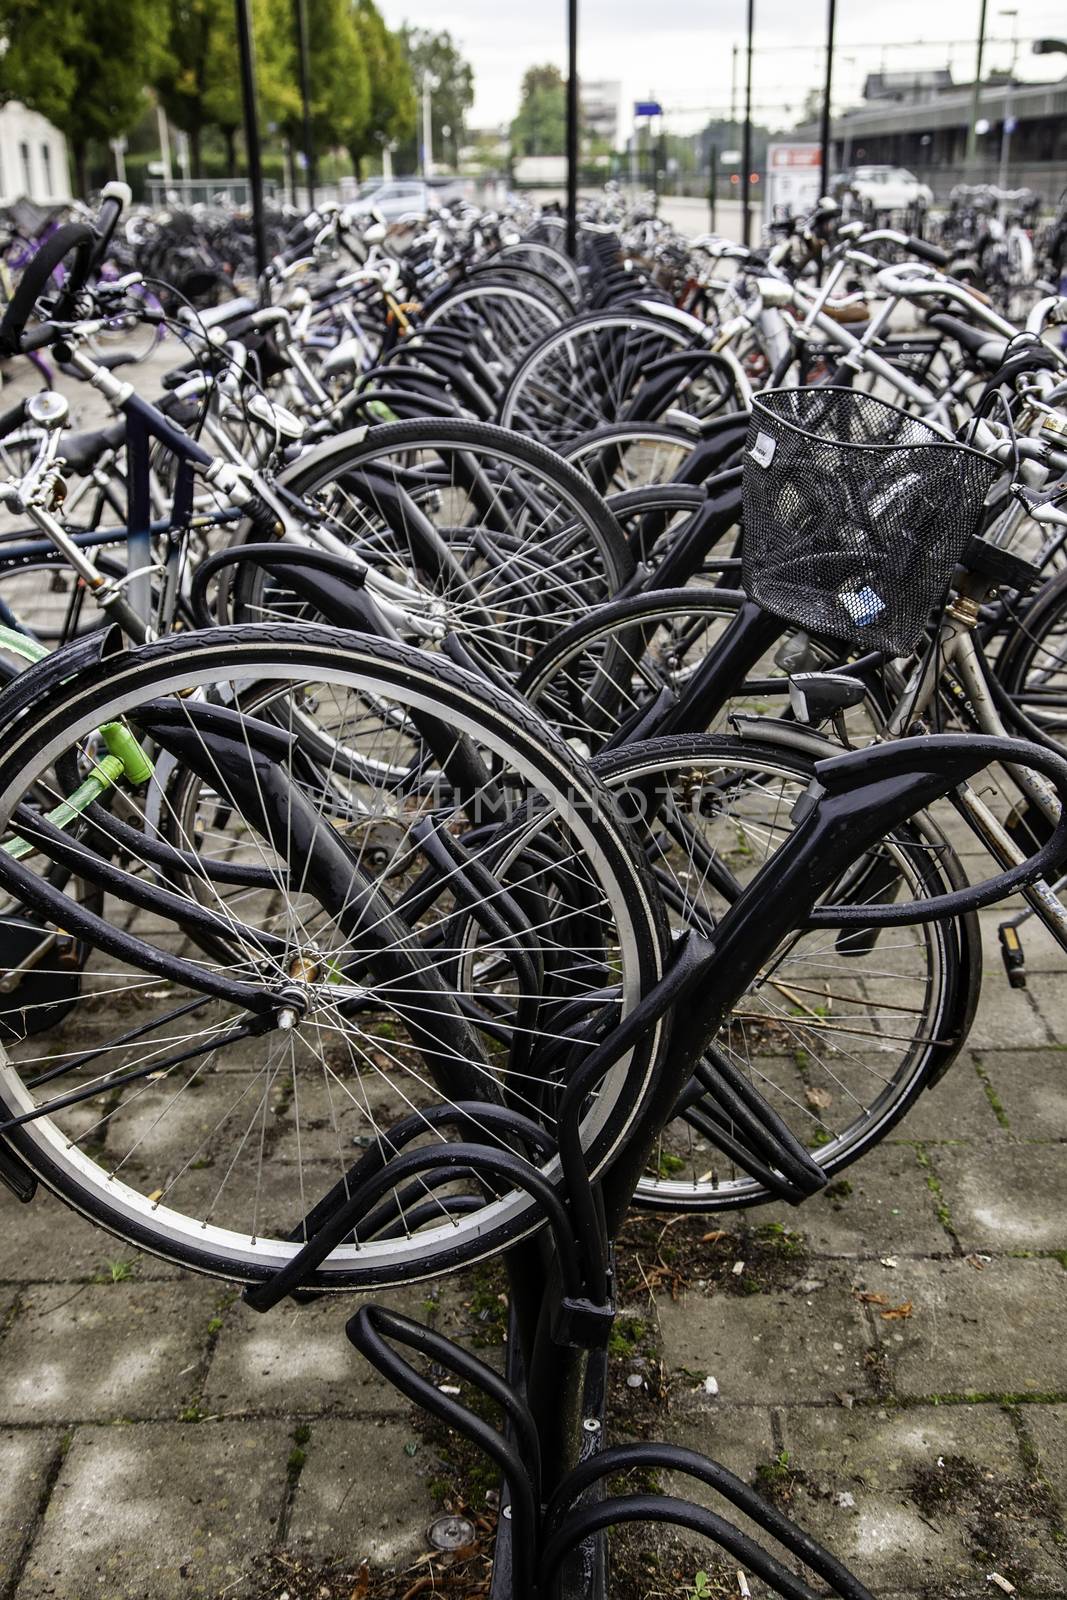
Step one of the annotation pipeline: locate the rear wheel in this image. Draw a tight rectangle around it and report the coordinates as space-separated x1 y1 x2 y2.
0 625 667 1286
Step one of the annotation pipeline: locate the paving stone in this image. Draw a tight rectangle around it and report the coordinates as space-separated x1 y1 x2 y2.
966 984 1053 1049
0 1429 62 1579
1031 973 1067 1044
287 1417 438 1569
757 1141 953 1258
890 1050 1010 1142
859 1258 1067 1398
15 1421 289 1599
650 1404 779 1553
774 1402 1052 1591
655 1268 874 1405
1021 1404 1067 1501
976 1048 1067 1139
0 1280 218 1424
202 1280 485 1418
0 1187 179 1283
931 1141 1067 1255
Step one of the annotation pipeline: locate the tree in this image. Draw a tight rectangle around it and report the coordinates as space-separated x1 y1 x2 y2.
204 0 300 174
348 0 415 177
0 0 167 195
280 0 369 185
155 0 298 178
510 64 566 158
399 28 474 170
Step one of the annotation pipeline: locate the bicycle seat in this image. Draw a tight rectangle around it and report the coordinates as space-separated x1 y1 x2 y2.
926 312 1008 367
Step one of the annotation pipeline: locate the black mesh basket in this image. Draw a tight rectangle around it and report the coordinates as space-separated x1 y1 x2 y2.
741 388 1001 656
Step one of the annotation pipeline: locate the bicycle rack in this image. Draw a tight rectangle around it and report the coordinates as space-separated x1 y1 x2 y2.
241 986 873 1599
229 726 1067 1596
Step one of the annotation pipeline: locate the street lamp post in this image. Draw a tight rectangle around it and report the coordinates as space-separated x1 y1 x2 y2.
741 0 754 248
565 0 579 260
421 73 436 177
965 0 990 169
295 0 315 209
997 8 1018 191
234 0 267 277
818 0 837 199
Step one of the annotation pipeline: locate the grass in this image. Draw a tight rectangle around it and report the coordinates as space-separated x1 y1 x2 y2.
95 1258 135 1284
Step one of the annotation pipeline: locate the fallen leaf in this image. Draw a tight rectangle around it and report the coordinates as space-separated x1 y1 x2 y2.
880 1300 913 1321
804 1085 833 1110
701 1230 728 1243
853 1290 889 1305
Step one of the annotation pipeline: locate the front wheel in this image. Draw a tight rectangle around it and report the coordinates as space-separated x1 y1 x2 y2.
591 735 980 1211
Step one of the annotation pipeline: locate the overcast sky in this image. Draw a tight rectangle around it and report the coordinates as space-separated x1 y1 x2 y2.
375 0 1067 134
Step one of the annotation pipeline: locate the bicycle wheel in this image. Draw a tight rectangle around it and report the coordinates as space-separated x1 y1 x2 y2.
591 735 979 1210
225 418 635 682
419 283 563 376
0 624 667 1287
996 565 1067 746
498 312 698 445
562 422 701 495
518 589 786 755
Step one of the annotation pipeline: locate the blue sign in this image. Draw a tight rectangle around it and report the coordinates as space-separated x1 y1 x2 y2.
634 101 663 118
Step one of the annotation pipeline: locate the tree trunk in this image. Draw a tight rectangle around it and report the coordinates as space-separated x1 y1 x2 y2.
287 139 298 205
223 127 237 174
190 126 203 180
73 140 89 201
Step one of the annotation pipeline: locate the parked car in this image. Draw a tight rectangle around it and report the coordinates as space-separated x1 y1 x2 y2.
837 165 933 214
346 178 436 220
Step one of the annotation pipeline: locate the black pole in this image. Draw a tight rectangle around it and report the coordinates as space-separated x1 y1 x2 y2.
565 0 579 258
295 0 316 209
235 0 267 278
741 0 754 247
709 144 718 231
818 0 837 199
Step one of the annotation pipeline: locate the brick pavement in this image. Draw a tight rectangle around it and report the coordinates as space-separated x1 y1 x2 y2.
0 907 1063 1599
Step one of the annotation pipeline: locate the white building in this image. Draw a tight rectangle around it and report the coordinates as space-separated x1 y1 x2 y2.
581 81 621 151
0 102 71 206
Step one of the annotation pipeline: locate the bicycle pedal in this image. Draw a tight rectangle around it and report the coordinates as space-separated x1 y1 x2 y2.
998 923 1027 989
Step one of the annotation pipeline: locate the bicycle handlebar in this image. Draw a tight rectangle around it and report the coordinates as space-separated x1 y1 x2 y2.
905 234 950 268
0 222 96 357
808 734 1067 926
89 181 132 272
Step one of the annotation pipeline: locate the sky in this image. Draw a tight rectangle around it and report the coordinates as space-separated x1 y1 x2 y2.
375 0 1067 136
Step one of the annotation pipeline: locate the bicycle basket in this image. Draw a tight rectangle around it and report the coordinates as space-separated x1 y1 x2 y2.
741 388 1001 656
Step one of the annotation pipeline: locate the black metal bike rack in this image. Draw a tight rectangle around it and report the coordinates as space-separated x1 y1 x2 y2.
237 730 1067 1597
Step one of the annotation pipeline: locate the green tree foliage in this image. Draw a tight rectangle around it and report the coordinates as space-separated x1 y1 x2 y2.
509 63 566 158
0 0 167 195
349 0 415 175
399 27 474 169
155 0 299 177
281 0 370 178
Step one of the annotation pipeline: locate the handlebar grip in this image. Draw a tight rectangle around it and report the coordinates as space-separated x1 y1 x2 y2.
0 222 96 357
809 734 1067 926
0 397 25 439
907 235 950 267
89 181 132 270
273 219 316 269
